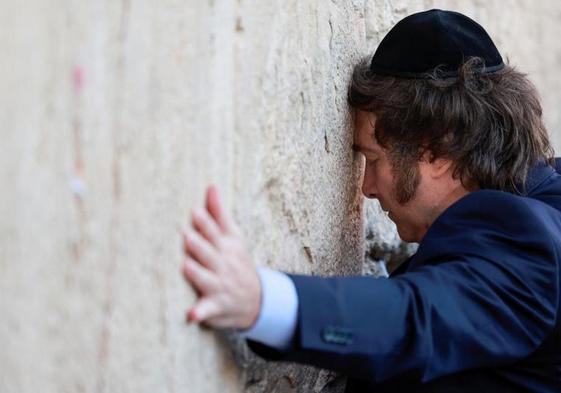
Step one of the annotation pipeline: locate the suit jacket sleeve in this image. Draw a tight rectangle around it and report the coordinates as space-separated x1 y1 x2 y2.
247 190 561 383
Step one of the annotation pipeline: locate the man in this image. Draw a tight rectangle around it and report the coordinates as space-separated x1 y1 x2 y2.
181 9 561 391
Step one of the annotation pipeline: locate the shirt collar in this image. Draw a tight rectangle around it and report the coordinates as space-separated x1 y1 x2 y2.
525 161 557 196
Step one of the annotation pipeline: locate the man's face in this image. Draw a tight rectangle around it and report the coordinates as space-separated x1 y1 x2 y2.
353 111 437 242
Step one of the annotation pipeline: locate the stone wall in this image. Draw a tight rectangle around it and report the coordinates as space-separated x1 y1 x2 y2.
1 1 560 392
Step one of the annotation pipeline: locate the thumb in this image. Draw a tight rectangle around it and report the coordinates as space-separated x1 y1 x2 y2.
187 298 220 324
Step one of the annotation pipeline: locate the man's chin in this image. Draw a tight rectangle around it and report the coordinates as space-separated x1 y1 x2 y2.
395 225 417 243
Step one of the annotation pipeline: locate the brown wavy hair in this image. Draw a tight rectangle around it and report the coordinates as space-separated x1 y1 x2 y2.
348 57 554 197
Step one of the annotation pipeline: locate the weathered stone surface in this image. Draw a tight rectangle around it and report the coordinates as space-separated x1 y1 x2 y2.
1 1 560 392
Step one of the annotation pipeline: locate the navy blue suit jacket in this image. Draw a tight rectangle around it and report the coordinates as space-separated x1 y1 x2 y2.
248 158 561 392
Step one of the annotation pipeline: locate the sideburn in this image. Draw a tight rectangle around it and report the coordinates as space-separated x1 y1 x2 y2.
392 157 421 204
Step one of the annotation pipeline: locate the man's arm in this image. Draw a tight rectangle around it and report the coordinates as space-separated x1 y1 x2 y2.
244 190 560 383
181 187 559 384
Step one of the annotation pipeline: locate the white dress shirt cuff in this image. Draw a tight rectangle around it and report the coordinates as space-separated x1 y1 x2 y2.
237 267 298 350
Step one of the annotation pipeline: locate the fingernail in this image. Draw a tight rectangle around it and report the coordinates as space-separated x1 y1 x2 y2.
183 259 192 272
182 227 191 241
192 208 202 220
187 309 197 324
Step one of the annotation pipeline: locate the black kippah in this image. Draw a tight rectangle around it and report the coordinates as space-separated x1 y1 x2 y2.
370 9 504 78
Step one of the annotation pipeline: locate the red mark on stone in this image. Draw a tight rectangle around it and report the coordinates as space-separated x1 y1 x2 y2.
73 67 84 91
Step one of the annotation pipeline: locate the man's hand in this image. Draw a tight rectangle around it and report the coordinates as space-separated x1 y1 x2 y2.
181 185 261 330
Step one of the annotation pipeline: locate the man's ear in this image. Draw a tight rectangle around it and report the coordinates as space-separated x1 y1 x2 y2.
422 151 453 179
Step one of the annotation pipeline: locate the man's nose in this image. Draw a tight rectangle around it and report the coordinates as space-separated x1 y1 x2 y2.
361 169 378 199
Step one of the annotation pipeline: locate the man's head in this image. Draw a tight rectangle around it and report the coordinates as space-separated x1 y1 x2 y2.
353 110 469 242
348 9 554 242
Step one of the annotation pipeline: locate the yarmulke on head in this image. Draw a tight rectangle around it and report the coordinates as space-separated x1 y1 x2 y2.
370 9 504 78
